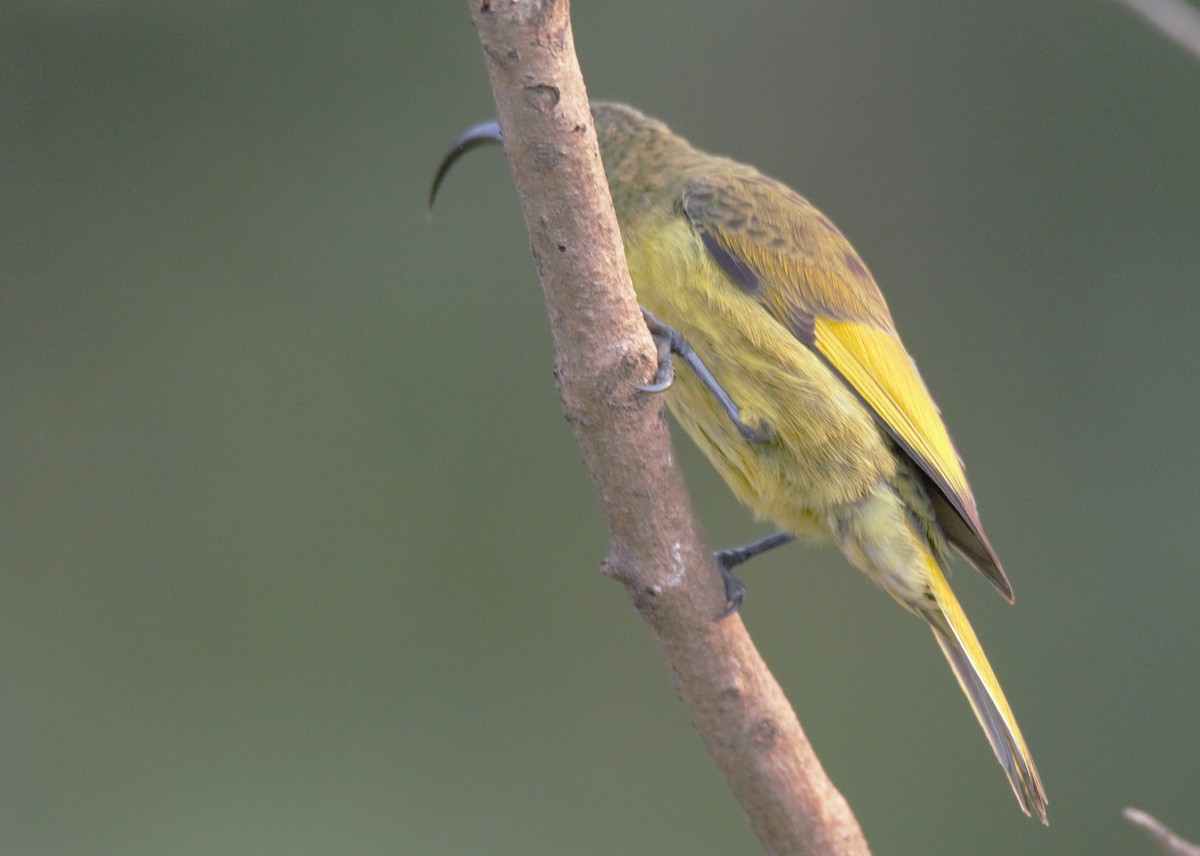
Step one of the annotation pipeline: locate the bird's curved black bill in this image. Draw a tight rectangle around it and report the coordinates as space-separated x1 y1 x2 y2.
427 120 503 215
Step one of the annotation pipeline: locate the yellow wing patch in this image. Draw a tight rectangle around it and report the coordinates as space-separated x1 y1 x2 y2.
683 170 1012 600
813 319 967 511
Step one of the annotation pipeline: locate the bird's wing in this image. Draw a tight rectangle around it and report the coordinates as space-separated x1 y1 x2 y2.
683 172 1012 601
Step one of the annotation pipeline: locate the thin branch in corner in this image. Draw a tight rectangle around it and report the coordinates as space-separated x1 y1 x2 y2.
1111 0 1200 63
1126 807 1200 856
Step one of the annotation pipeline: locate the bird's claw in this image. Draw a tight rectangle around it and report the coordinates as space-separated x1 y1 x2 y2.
712 532 794 620
636 306 769 444
717 567 746 620
636 335 675 392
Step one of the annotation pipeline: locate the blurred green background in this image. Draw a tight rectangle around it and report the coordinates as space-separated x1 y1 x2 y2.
4 1 1199 854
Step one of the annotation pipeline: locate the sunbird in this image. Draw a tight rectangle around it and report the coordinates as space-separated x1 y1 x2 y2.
430 102 1047 822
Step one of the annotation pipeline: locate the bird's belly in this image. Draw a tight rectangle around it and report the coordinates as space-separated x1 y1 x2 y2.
652 300 896 539
626 219 896 537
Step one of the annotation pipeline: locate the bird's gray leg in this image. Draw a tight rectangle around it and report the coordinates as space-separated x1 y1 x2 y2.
714 532 795 618
636 307 769 444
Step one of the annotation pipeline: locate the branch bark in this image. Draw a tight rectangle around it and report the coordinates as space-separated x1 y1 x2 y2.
465 1 870 853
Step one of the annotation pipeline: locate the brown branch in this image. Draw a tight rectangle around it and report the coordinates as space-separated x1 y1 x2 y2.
464 1 869 853
1126 808 1200 856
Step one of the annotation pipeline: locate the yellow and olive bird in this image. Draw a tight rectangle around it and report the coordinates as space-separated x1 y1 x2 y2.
431 103 1047 822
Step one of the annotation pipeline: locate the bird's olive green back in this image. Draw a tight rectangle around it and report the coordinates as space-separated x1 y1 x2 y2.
590 101 1011 600
680 171 1012 601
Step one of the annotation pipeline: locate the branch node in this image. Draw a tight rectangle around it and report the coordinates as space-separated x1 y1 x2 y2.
750 717 780 751
523 82 561 112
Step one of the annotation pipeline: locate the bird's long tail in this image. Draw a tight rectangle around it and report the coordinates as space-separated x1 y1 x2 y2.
924 557 1048 824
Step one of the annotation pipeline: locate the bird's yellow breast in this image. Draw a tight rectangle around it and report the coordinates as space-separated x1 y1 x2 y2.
621 212 898 538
